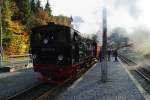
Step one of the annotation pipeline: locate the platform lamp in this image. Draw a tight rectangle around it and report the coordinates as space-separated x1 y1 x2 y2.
101 7 108 82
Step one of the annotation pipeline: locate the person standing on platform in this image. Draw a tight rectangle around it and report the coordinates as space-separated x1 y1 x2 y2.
107 48 111 61
113 49 118 61
99 49 102 63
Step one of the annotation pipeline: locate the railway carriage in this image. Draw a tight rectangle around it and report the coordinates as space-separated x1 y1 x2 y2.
30 23 100 84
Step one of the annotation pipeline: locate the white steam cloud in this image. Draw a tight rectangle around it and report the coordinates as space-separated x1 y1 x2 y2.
41 0 102 34
41 0 150 33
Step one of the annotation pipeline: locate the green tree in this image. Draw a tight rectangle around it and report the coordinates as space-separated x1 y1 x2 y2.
92 34 97 41
30 0 36 14
44 0 52 16
35 0 42 12
11 0 20 20
21 0 31 31
2 0 13 48
108 28 130 49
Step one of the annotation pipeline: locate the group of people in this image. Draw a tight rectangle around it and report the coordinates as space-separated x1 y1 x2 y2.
107 49 118 61
99 48 118 62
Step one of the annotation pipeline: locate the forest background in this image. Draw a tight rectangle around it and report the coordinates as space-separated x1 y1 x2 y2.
0 0 72 56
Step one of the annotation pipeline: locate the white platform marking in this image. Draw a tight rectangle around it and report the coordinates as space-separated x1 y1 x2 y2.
119 59 150 100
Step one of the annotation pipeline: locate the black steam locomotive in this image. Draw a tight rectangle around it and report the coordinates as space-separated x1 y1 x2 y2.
30 23 100 84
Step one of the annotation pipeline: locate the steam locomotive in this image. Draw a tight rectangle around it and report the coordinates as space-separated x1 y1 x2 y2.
30 23 100 84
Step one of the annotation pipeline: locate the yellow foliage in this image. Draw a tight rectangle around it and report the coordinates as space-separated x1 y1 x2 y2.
5 33 29 55
32 9 50 26
32 9 72 27
49 16 72 27
37 9 50 21
9 21 25 34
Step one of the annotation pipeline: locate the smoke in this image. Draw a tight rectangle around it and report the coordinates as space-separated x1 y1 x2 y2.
42 0 141 34
131 27 150 56
48 0 102 35
113 0 140 18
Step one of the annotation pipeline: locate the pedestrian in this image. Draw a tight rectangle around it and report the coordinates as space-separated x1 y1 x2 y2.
99 49 102 63
113 49 118 61
107 48 111 61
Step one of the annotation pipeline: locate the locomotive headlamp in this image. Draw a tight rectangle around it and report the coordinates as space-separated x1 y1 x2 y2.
58 54 63 61
32 54 37 59
43 38 48 44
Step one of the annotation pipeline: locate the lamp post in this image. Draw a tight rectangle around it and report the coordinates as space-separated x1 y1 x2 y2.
101 7 108 82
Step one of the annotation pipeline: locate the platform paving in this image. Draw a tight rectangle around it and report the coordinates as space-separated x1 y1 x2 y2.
55 59 145 100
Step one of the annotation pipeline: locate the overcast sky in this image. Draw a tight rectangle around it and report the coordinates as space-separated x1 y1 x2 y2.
41 0 150 34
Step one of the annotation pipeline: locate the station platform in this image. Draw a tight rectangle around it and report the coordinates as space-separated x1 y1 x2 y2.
55 59 148 100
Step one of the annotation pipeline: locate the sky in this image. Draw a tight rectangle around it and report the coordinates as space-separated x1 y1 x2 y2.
41 0 150 35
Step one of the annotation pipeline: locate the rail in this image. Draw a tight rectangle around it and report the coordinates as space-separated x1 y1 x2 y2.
118 53 136 65
7 83 43 100
135 67 150 82
118 53 150 82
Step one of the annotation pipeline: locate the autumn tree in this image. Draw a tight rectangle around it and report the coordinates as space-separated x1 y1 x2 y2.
53 15 72 26
1 0 73 55
32 9 50 26
2 0 30 55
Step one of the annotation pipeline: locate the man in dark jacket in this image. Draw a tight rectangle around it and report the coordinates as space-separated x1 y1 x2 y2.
113 49 118 61
99 50 102 62
107 49 111 61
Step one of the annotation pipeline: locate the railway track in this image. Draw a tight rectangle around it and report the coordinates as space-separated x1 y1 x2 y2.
136 67 150 82
7 83 53 100
118 54 136 65
7 60 97 100
118 54 150 83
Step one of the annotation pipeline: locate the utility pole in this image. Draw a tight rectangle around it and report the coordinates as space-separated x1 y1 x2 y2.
101 7 108 82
